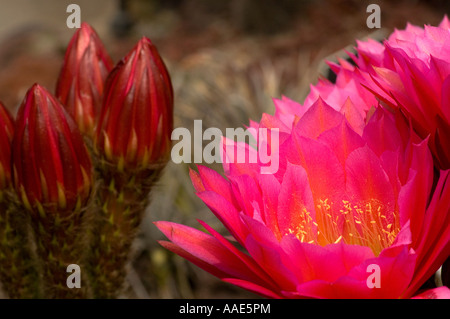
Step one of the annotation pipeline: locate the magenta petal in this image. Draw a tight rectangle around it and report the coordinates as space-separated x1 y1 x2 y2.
241 215 298 291
155 221 261 282
294 244 415 298
369 246 416 298
221 137 259 177
223 278 282 299
257 173 282 239
397 139 433 238
228 174 263 218
157 240 231 279
277 162 315 235
294 98 344 139
362 108 405 156
318 119 365 168
441 75 450 122
257 112 292 148
288 134 346 203
345 145 395 208
439 15 450 28
280 235 374 284
382 220 412 253
259 113 291 133
355 38 386 68
189 168 205 192
197 220 279 290
196 191 247 243
338 98 366 135
412 286 450 299
273 96 306 128
195 164 238 207
397 170 430 241
406 170 450 296
296 277 369 299
379 150 402 199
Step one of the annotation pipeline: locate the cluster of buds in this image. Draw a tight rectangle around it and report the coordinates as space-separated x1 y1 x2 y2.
0 22 173 298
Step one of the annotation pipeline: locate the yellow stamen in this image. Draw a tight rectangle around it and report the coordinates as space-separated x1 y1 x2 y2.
285 198 400 256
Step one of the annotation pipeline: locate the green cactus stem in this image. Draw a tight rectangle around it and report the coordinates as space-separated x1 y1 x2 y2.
0 190 40 298
87 158 163 298
30 201 90 299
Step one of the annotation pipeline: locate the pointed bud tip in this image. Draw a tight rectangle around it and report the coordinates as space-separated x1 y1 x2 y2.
56 22 113 137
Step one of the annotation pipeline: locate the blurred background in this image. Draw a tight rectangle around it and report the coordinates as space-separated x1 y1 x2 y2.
0 0 447 298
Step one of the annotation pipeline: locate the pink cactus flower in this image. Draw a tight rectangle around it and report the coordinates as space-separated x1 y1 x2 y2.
352 16 450 169
156 98 449 298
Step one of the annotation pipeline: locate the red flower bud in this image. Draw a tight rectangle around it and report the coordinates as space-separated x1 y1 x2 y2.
56 22 114 136
12 84 93 213
0 102 14 191
94 36 173 171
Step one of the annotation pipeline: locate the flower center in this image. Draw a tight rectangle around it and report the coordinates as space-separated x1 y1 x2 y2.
287 199 400 256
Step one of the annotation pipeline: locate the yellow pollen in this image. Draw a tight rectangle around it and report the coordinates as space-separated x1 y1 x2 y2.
285 199 400 256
